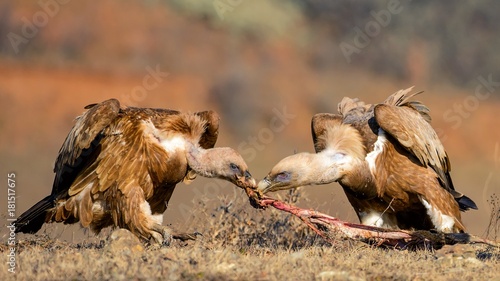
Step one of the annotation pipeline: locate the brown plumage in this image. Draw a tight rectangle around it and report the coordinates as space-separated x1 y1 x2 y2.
16 99 255 244
258 88 477 233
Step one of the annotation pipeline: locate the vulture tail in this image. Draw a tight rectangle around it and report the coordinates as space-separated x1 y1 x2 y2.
15 195 55 234
456 194 478 211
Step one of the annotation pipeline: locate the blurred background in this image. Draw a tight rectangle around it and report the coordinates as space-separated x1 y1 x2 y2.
1 0 499 240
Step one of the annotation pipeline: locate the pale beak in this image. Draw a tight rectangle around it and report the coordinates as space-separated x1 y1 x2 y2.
257 177 272 193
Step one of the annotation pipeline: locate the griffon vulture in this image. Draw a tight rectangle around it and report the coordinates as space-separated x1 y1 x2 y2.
257 88 477 233
16 99 256 244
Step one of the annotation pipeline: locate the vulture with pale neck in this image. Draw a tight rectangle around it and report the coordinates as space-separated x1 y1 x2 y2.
258 88 477 233
16 99 256 244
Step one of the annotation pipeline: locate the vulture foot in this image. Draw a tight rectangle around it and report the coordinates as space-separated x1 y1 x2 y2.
173 231 203 242
150 224 173 246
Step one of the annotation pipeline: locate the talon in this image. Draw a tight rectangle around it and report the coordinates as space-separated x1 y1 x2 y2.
173 231 203 242
151 224 173 246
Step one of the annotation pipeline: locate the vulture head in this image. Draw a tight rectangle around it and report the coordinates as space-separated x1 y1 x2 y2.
257 151 350 193
187 146 256 189
257 123 367 193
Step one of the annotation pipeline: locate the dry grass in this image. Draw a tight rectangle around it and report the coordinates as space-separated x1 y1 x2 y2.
1 191 499 281
484 194 500 241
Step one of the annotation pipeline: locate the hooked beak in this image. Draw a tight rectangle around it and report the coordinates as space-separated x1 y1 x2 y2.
257 176 273 194
235 170 256 189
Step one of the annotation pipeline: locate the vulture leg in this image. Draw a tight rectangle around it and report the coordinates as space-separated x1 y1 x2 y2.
151 224 173 246
115 183 173 245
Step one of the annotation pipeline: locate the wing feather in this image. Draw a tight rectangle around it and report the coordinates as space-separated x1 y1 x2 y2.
383 87 431 123
338 97 367 116
311 113 343 153
196 110 220 149
93 110 195 201
94 120 155 199
68 162 99 196
52 99 120 197
182 110 220 183
376 95 477 211
79 189 94 227
374 103 451 188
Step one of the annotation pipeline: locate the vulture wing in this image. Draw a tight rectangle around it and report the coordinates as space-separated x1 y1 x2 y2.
52 98 121 196
67 109 198 227
375 103 447 173
374 103 477 210
16 99 121 233
311 113 343 153
382 87 431 123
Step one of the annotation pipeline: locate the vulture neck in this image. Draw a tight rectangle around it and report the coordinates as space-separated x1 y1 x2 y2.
338 160 376 197
310 150 376 198
317 122 376 197
289 152 339 186
185 144 217 178
296 151 371 187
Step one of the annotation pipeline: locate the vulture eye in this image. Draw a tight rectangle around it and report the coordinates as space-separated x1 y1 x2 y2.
229 163 240 173
276 171 291 182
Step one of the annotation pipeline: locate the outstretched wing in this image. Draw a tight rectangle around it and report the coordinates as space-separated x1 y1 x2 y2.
311 113 343 153
51 99 121 197
374 102 477 210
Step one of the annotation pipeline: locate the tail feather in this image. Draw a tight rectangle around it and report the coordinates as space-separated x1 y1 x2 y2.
15 195 55 234
456 194 478 211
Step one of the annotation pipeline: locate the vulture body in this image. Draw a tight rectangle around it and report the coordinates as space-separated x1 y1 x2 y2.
16 99 255 244
258 88 477 233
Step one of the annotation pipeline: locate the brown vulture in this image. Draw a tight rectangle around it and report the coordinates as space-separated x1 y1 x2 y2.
257 88 477 233
16 99 256 244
